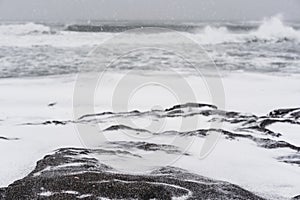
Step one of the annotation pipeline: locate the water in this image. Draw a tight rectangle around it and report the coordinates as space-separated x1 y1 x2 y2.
0 15 300 78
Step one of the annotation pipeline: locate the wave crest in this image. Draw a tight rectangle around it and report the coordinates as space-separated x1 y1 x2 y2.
0 16 299 46
252 15 300 42
196 26 241 44
0 22 52 35
193 15 300 44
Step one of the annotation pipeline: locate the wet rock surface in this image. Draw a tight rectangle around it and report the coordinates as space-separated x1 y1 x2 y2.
0 148 265 200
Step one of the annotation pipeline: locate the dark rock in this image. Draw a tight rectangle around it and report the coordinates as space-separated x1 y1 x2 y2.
45 120 67 125
47 102 57 107
23 120 69 126
107 141 185 154
166 128 300 152
268 108 300 118
19 102 300 167
260 118 300 128
78 111 114 120
0 136 19 140
165 102 218 112
254 138 300 151
0 188 5 199
277 153 300 166
291 111 300 119
244 125 281 137
292 195 300 200
1 148 265 200
104 124 150 133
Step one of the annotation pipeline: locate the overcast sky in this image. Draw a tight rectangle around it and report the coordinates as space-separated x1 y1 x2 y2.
0 0 299 22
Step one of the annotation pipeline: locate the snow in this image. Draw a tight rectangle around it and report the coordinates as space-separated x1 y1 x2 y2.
0 72 299 199
268 123 300 147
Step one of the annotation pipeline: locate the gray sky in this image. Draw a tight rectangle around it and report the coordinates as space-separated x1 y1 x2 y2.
0 0 299 22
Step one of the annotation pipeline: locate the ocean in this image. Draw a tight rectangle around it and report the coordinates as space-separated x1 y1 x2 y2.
0 16 300 78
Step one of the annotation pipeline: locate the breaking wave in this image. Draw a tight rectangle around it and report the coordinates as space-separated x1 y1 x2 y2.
62 15 300 44
0 16 299 46
191 26 241 44
252 15 300 42
0 22 52 35
193 16 300 44
0 15 299 77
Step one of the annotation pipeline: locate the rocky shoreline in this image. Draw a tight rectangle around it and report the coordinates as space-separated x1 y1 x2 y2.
0 148 265 200
2 103 300 199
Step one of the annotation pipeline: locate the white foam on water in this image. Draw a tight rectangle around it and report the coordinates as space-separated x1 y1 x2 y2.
190 15 300 44
0 22 51 35
0 15 299 47
252 15 300 42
